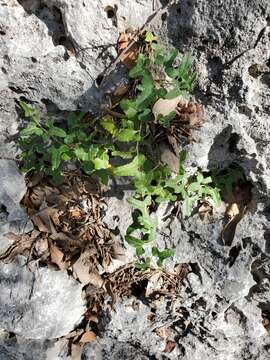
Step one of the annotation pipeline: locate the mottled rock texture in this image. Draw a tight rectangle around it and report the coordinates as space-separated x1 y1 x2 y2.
0 257 85 339
0 0 270 359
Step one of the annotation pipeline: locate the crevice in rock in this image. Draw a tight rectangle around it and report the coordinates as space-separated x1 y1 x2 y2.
253 26 266 49
227 244 241 267
8 85 27 95
104 5 118 27
264 231 270 254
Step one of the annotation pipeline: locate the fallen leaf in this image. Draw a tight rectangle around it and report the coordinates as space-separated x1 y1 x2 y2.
160 142 180 173
152 96 184 121
73 251 104 287
117 31 140 68
86 313 99 323
79 331 97 343
69 207 85 220
163 340 176 353
31 207 59 233
50 242 70 270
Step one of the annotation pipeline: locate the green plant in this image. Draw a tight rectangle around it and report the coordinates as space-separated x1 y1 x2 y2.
18 33 220 269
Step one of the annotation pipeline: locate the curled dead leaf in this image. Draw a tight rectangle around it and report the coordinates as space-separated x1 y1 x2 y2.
152 96 184 121
79 331 97 343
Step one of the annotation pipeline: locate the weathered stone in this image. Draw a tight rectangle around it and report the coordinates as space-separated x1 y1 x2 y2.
1 0 270 358
0 257 86 339
0 160 32 238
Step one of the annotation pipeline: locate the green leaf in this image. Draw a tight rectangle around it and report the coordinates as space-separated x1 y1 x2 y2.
100 117 118 136
145 31 155 43
74 146 89 161
92 151 110 170
129 54 147 78
120 99 137 117
113 154 145 177
164 48 178 68
182 195 199 217
48 126 67 138
165 87 182 99
188 182 201 193
19 101 34 118
125 235 144 248
203 186 221 207
111 149 135 159
152 247 175 267
135 258 151 270
158 111 176 128
20 123 43 137
135 72 156 110
116 129 140 142
51 147 61 171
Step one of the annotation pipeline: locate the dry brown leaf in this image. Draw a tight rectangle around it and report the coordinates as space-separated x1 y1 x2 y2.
73 251 104 287
65 328 84 340
27 187 45 209
79 331 97 343
50 243 70 270
0 232 38 263
163 340 176 353
69 208 85 220
221 209 246 246
117 31 140 68
31 214 50 232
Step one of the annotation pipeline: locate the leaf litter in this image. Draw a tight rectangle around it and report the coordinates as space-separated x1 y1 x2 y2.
0 169 189 353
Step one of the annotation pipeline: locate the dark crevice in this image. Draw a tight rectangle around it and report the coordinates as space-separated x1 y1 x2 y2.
9 86 27 95
227 244 241 267
228 133 241 153
104 5 118 27
253 27 266 49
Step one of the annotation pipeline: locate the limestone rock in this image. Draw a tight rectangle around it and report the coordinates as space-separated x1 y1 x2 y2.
0 257 85 339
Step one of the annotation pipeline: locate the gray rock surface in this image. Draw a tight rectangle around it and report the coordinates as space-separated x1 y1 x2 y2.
0 257 86 339
0 160 32 246
0 0 270 359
